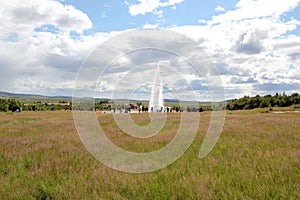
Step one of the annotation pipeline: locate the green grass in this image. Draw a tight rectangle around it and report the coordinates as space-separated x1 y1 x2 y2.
0 118 39 126
0 110 299 199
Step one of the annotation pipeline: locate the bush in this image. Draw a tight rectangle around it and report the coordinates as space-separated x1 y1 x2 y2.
227 92 300 110
292 104 300 109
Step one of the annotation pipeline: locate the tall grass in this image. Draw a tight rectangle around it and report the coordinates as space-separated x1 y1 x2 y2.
0 110 299 199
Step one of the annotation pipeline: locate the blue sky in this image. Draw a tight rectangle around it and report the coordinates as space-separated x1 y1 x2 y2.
0 0 300 100
61 0 241 32
60 0 299 34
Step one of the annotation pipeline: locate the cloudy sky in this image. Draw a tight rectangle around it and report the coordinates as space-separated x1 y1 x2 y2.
1 0 300 100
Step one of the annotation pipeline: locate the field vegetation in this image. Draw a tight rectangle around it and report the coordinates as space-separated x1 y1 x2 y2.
0 110 299 199
227 92 300 110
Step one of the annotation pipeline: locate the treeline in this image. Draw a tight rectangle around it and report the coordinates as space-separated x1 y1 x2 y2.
227 92 300 110
0 98 71 112
0 99 22 112
95 100 111 111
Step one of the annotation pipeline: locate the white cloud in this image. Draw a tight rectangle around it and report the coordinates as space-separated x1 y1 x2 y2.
198 19 207 24
215 6 225 12
171 0 300 98
129 0 160 16
101 11 107 19
0 0 105 96
0 0 299 99
123 1 130 6
143 24 159 29
11 78 75 96
128 0 184 16
0 0 92 36
212 0 299 24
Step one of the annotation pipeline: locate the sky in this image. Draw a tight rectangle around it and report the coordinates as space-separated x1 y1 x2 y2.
0 0 300 101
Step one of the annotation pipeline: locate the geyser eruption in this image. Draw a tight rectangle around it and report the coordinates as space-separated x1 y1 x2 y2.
149 65 164 112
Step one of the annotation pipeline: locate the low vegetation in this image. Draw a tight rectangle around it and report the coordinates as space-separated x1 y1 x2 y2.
0 110 299 199
0 98 71 112
227 92 300 110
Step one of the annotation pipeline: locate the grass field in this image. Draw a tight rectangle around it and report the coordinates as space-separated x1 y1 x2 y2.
0 110 299 199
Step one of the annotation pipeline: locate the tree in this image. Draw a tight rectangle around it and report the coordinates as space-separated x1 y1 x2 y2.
0 99 9 112
226 92 300 110
8 99 21 112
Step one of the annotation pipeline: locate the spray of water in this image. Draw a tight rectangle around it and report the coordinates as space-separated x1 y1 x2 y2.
149 64 164 112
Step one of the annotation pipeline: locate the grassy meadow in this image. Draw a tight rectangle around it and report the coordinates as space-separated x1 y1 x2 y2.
0 109 299 199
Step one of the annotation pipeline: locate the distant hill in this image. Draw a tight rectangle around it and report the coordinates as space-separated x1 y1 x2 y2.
0 91 226 104
0 91 72 99
0 91 40 97
164 98 179 102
